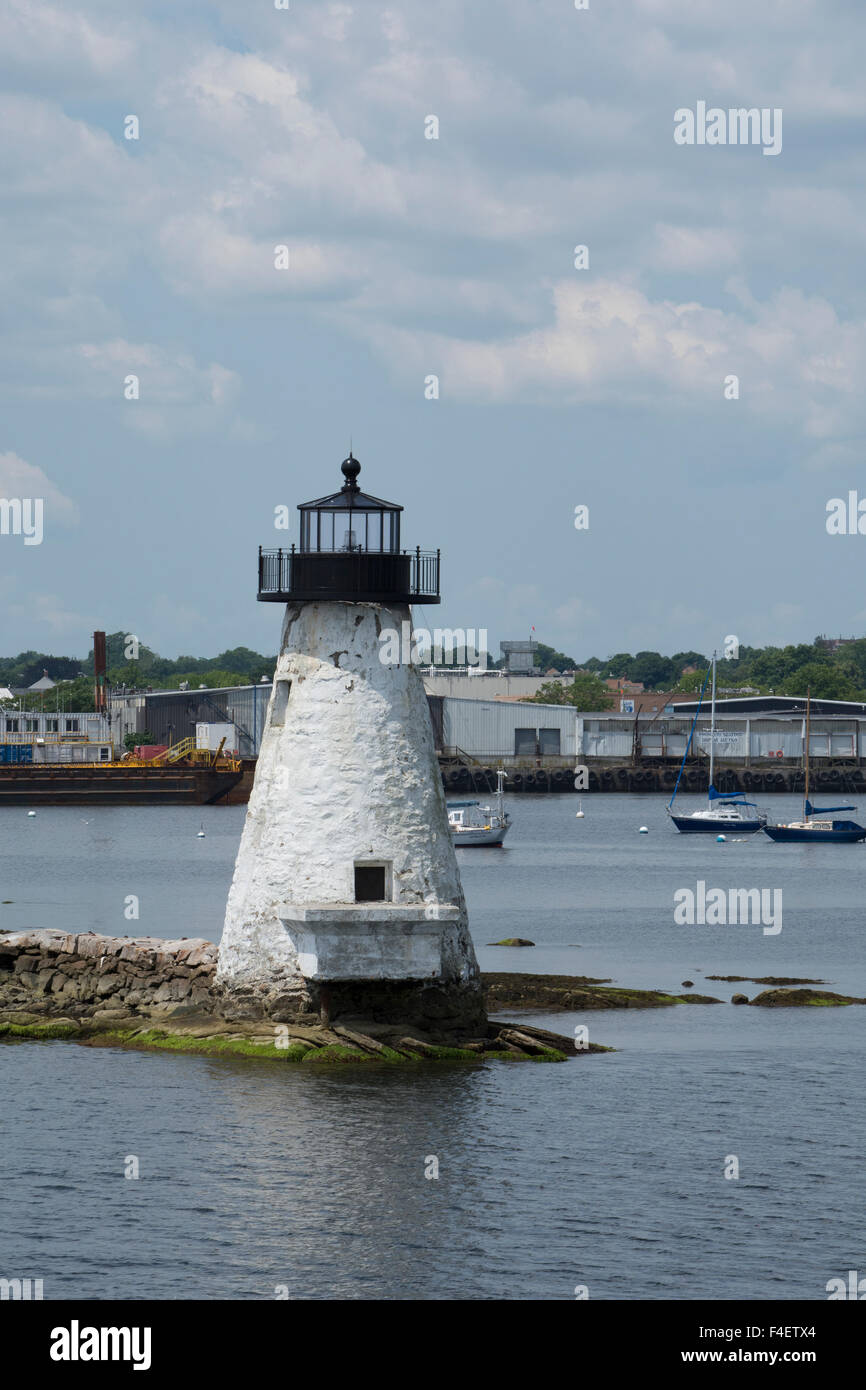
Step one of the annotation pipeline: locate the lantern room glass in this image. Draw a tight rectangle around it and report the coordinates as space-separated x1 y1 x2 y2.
300 506 399 554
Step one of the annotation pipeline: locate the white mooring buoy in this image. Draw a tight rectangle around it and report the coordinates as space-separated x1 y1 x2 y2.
639 825 649 834
27 810 36 817
716 834 726 842
575 799 585 818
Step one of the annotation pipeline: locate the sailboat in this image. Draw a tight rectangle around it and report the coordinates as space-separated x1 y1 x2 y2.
667 652 766 835
447 770 511 846
763 689 866 843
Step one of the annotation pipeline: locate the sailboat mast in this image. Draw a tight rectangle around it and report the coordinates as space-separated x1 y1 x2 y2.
708 650 717 798
804 687 811 817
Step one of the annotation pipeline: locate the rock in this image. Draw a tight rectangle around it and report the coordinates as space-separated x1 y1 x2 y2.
75 936 105 960
731 994 749 1005
152 980 192 1003
399 1036 436 1055
333 1025 393 1056
749 988 866 1007
1 930 591 1063
708 974 826 986
482 972 720 1010
498 1027 556 1056
486 938 535 947
681 980 694 988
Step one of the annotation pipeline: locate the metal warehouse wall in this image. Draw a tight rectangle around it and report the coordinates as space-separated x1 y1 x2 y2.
577 713 866 762
426 695 444 749
441 697 577 757
138 685 273 757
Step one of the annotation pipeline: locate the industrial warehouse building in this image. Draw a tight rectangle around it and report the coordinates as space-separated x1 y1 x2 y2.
104 685 866 769
0 710 113 763
108 684 273 757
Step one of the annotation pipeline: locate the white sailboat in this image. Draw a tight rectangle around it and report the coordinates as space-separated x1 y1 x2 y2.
448 770 511 846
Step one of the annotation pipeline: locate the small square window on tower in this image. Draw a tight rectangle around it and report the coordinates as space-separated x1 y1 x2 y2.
271 679 291 727
354 861 391 902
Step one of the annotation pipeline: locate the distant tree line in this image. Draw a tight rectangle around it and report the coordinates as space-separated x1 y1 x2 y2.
519 638 866 708
0 632 276 711
4 632 866 712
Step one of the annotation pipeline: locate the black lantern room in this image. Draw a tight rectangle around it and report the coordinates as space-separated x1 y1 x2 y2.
258 454 441 604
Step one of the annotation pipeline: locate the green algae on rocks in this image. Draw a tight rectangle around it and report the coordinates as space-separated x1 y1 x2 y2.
482 973 721 1010
0 1018 589 1064
748 988 866 1007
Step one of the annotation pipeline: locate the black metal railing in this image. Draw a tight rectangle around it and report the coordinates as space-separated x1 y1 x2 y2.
258 546 441 603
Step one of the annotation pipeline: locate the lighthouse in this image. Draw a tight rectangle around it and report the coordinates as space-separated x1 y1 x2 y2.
216 453 484 1035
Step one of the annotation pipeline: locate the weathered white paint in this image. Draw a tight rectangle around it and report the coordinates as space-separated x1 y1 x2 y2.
217 601 479 1008
280 904 459 981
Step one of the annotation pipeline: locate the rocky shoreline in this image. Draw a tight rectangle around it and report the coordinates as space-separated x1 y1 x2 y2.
0 930 593 1063
483 972 721 1010
2 931 860 1067
483 973 866 1009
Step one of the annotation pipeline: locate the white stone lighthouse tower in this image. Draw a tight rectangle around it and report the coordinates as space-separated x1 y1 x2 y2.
216 454 484 1035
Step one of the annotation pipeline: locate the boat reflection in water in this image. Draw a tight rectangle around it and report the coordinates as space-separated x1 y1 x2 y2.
448 770 511 847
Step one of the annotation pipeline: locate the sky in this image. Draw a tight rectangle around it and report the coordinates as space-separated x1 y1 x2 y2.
2 0 866 666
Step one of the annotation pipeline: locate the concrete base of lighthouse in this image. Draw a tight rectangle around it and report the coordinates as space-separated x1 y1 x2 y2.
215 600 486 1037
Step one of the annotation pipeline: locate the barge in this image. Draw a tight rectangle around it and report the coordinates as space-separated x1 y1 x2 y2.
0 715 242 806
0 761 242 806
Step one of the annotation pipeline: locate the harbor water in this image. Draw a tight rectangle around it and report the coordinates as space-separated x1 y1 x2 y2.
1 795 863 1300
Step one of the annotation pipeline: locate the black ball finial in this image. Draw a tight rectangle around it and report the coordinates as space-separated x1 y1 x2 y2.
341 452 361 487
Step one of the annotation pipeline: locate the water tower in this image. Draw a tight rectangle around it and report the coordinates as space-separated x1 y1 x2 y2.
216 454 484 1033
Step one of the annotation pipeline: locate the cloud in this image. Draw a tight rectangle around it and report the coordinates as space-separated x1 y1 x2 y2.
0 1 133 86
362 278 866 437
0 451 79 525
652 224 741 272
2 0 866 447
6 591 90 633
77 339 240 408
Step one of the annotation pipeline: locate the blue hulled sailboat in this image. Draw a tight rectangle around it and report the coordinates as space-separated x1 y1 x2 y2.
667 652 767 835
763 689 866 843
